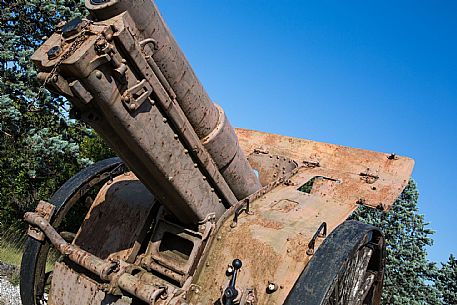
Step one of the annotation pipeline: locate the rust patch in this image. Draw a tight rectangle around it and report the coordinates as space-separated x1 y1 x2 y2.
270 199 300 213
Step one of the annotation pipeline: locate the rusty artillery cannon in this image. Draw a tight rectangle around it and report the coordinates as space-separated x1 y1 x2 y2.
21 1 414 304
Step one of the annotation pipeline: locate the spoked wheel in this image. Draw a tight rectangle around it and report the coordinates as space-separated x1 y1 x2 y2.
284 220 385 305
20 157 125 305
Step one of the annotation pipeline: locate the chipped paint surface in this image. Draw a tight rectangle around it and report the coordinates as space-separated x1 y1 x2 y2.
24 0 415 302
74 173 155 262
236 128 414 210
49 262 132 305
188 129 414 304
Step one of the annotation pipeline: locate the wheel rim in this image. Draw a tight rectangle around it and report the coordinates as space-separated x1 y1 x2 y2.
20 157 125 305
284 220 385 305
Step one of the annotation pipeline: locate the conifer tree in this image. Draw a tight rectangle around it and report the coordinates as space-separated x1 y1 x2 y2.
436 255 457 305
0 1 111 231
351 180 440 304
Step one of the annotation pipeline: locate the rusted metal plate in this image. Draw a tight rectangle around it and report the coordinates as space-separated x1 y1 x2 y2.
74 173 155 262
236 128 414 210
246 152 298 186
190 168 359 305
188 130 414 304
49 262 131 305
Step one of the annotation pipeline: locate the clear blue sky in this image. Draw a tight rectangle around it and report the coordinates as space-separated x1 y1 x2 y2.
156 0 457 263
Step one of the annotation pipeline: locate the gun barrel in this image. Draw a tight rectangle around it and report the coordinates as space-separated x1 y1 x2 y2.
31 0 261 224
86 1 261 200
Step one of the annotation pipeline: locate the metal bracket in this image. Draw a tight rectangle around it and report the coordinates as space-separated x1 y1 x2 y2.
231 199 253 228
306 222 327 255
121 79 153 111
27 200 56 241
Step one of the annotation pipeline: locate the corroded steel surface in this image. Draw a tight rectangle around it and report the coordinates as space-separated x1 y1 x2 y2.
189 167 359 304
49 262 131 305
32 0 261 214
186 129 414 304
24 213 118 281
236 128 414 210
74 173 155 262
24 0 415 303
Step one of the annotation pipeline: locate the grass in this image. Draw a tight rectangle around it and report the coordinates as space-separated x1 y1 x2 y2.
0 226 24 268
0 226 24 286
0 242 22 267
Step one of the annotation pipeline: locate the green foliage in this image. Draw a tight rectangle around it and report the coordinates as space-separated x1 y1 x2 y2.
0 0 113 233
436 254 457 305
351 179 441 304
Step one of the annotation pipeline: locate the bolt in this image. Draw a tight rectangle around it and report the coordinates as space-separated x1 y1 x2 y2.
267 282 278 293
61 17 83 38
226 265 234 274
47 45 61 60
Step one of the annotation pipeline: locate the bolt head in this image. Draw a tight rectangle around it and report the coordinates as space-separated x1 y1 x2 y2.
226 265 234 274
61 17 83 38
267 282 278 293
47 45 61 60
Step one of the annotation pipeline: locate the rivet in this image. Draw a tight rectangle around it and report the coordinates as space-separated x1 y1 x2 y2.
194 163 198 168
168 176 173 181
95 71 103 79
174 134 179 139
162 118 167 123
226 265 234 274
267 282 278 293
202 176 207 180
129 103 136 110
211 188 215 192
105 34 113 41
184 149 189 154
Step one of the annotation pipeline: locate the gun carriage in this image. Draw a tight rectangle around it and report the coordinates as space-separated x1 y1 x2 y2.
22 1 414 304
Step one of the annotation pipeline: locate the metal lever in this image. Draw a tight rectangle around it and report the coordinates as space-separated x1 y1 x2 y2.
224 259 243 305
